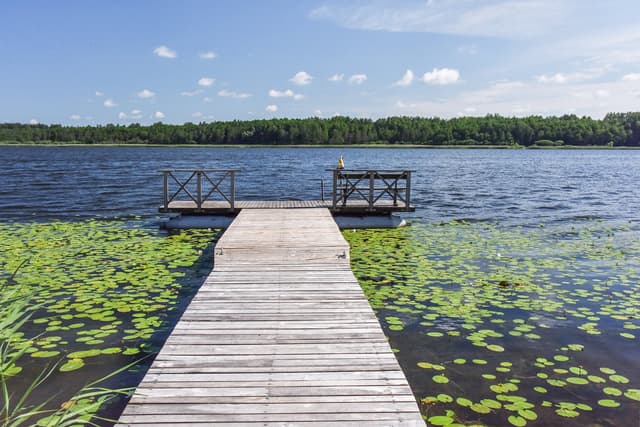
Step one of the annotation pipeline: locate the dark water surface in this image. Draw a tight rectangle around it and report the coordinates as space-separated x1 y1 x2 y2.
1 146 639 225
1 146 639 426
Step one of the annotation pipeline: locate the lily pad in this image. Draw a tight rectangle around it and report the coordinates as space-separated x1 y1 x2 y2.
624 389 640 401
598 399 620 408
59 358 85 372
507 415 527 426
427 415 454 426
433 374 449 384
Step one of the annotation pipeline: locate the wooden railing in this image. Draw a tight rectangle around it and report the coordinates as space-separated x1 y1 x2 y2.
161 169 238 211
328 169 414 212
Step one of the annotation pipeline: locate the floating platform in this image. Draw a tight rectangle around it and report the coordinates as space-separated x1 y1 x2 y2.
117 208 423 426
161 199 413 215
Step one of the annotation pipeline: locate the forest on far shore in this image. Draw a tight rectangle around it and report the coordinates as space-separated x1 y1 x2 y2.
1 112 639 147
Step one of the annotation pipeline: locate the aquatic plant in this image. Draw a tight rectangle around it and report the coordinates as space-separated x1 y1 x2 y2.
345 219 640 426
0 219 216 423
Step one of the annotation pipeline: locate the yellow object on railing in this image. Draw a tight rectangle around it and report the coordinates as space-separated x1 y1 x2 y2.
337 155 345 169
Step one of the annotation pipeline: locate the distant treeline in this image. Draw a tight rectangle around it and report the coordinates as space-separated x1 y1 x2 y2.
2 112 640 146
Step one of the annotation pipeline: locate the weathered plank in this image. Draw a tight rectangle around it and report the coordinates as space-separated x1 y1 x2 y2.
116 208 423 426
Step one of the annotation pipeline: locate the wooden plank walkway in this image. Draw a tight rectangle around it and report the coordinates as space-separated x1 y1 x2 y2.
117 208 424 426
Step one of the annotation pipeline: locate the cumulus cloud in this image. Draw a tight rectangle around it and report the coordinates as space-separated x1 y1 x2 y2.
70 114 81 120
199 51 217 60
95 91 104 97
393 69 414 87
622 73 640 81
137 89 155 99
153 45 177 58
329 73 344 82
181 89 204 97
198 77 215 87
290 71 313 85
348 74 368 85
119 109 143 120
268 89 304 100
423 68 460 85
29 119 39 125
103 99 117 108
218 89 252 99
154 111 165 119
265 104 278 113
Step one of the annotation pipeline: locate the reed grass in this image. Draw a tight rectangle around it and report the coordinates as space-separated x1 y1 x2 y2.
1 262 133 426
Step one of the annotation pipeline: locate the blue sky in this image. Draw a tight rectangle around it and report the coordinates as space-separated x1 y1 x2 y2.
2 0 640 125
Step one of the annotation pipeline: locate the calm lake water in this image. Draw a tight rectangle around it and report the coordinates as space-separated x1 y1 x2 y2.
1 146 639 426
1 146 639 225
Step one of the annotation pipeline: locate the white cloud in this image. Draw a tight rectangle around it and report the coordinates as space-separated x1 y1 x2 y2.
290 71 313 85
391 77 640 119
537 73 569 84
268 89 304 100
119 110 143 120
203 97 213 103
393 69 414 87
29 119 38 125
70 114 81 120
103 98 117 108
199 51 217 60
329 73 344 82
314 109 323 116
309 1 572 39
153 45 177 59
181 89 204 97
218 89 252 99
137 89 155 99
349 74 368 85
198 77 215 87
622 73 640 81
95 91 104 97
192 112 203 118
265 104 278 113
154 111 165 119
423 68 460 85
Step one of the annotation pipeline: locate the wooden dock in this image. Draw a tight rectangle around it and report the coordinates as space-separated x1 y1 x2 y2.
117 208 423 426
159 169 415 216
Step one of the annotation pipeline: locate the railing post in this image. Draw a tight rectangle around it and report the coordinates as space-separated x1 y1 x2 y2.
368 171 375 209
405 171 411 211
320 179 325 202
229 171 236 210
163 171 169 209
332 169 338 209
196 170 202 209
393 179 398 206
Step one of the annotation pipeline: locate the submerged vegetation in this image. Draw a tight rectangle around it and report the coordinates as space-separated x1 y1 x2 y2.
2 112 640 146
0 220 215 424
345 220 640 426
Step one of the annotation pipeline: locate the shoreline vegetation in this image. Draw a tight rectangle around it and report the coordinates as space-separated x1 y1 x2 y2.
2 112 639 147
